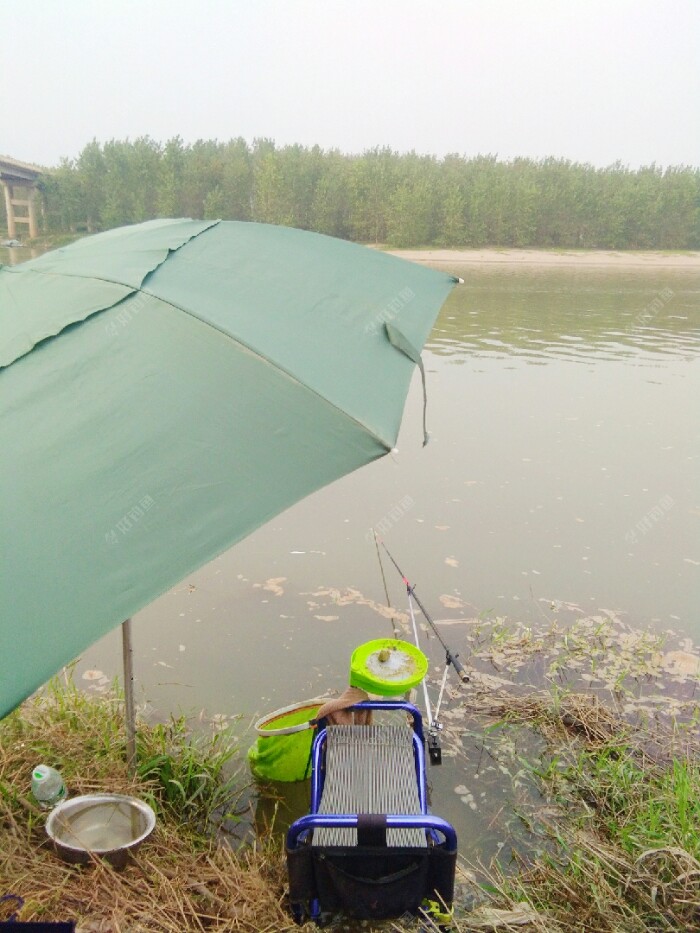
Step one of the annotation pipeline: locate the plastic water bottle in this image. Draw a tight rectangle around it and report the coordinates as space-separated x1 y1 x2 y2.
31 765 67 809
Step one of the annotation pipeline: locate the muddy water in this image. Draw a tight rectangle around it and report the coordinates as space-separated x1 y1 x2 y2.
23 254 699 854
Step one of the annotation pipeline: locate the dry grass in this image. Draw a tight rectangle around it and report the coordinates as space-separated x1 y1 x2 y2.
0 678 305 932
0 823 299 932
479 834 700 933
453 690 700 932
465 690 624 746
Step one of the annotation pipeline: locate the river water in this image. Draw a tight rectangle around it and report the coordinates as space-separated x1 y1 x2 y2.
5 244 699 853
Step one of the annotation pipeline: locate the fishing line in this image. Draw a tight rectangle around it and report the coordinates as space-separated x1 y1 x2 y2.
376 537 470 684
373 530 399 638
372 534 469 766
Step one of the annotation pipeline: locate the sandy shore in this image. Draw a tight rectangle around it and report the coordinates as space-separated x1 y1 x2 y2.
385 247 700 270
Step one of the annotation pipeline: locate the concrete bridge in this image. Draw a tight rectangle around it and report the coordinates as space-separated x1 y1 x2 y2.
0 155 45 239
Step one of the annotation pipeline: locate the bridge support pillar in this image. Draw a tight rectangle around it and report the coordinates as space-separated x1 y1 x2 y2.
1 180 39 239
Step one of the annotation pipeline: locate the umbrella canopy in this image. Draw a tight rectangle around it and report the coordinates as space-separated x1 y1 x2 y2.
0 219 457 719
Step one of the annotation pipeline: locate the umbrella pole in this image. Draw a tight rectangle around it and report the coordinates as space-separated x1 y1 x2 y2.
121 618 137 778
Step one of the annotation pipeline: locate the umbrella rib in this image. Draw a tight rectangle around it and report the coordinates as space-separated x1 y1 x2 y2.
2 219 219 290
137 284 396 453
2 267 397 450
1 221 219 368
3 212 414 449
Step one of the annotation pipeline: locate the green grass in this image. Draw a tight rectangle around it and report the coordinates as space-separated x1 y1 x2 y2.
470 704 700 932
574 747 700 859
0 675 296 931
0 672 246 834
137 714 247 831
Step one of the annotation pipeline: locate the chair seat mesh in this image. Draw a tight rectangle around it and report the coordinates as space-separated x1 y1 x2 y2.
313 723 426 847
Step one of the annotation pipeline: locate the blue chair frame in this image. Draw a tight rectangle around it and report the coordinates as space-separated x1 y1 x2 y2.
286 701 457 924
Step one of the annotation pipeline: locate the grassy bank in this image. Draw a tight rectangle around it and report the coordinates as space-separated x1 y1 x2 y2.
0 675 296 931
1 647 699 931
464 692 700 931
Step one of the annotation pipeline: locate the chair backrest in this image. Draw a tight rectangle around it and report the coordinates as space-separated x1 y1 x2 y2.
313 722 426 847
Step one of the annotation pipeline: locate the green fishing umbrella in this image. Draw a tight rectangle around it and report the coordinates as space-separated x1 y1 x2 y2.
0 219 457 722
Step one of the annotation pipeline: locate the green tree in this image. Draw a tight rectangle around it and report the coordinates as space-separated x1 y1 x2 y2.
31 137 700 251
251 141 287 225
387 174 437 247
310 151 352 238
157 136 186 217
76 139 107 231
219 137 253 221
349 147 398 243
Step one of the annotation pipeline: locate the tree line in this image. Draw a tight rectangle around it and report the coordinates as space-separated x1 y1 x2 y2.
12 137 700 249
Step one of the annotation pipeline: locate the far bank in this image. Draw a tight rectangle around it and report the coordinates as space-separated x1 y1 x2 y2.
384 247 700 270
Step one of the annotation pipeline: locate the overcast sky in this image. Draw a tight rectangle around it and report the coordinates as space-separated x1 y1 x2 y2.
2 0 698 169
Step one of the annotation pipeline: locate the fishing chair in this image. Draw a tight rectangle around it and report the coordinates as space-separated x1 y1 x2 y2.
286 701 457 924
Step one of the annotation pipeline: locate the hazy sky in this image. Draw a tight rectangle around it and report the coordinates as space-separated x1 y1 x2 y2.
2 0 698 168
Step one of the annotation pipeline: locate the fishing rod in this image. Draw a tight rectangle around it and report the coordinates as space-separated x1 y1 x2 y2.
377 537 470 684
374 535 469 766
